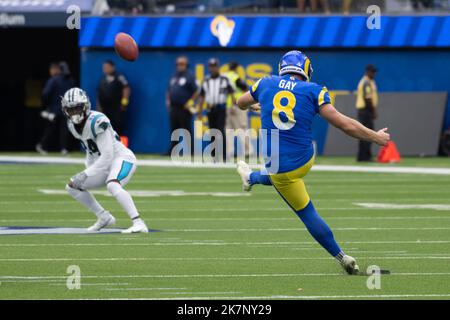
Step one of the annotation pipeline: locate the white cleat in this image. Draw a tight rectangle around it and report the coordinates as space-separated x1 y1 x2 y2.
87 212 116 232
121 220 149 234
237 160 252 192
341 255 360 275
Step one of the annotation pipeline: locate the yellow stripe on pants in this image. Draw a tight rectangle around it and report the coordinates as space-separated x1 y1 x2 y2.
269 156 315 211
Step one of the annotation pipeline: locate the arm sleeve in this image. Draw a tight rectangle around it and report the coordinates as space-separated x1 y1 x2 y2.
85 153 95 168
84 129 114 177
315 86 331 113
249 78 264 102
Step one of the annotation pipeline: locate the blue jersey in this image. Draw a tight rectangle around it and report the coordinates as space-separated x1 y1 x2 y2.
250 74 331 173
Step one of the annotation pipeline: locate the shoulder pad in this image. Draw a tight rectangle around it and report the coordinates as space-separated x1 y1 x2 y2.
90 114 110 138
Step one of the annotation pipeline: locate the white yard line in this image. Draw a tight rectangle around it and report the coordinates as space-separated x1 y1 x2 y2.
1 240 450 247
0 256 449 262
103 287 187 291
3 198 450 204
38 189 250 198
1 226 450 236
1 216 450 222
355 203 450 211
0 207 378 212
50 283 131 287
2 156 450 175
2 272 450 281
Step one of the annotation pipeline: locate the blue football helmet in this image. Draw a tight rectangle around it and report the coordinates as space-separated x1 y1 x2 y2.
278 50 313 81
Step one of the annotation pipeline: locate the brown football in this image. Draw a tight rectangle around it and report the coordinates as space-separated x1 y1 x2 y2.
114 32 139 62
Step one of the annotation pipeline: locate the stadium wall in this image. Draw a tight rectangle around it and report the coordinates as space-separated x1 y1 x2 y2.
80 16 450 154
326 93 447 156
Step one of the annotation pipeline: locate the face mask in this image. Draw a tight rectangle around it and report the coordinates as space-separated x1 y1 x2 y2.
70 113 84 124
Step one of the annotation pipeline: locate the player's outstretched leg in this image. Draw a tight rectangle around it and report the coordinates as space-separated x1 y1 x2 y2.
296 200 359 275
106 181 148 233
65 184 116 231
237 161 272 191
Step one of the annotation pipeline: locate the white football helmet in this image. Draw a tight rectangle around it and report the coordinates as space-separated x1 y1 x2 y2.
61 88 91 124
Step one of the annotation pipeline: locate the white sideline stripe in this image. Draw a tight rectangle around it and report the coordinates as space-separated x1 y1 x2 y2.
2 240 450 247
355 203 450 211
2 272 450 281
2 156 450 175
1 256 449 262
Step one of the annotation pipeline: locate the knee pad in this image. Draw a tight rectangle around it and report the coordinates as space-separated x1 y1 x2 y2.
107 181 123 197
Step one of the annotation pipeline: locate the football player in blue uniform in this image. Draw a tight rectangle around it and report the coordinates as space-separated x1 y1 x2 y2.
236 51 390 274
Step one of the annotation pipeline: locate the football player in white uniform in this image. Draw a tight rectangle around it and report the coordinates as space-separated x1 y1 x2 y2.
62 88 148 233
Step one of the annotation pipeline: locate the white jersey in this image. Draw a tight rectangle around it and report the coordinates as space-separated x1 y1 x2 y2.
67 111 135 177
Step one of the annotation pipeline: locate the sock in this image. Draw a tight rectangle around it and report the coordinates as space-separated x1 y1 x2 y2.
249 171 272 186
66 184 105 218
334 251 345 263
107 182 139 220
132 216 143 225
296 201 343 258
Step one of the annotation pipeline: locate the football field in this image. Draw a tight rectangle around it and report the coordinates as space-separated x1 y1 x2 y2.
1 155 450 300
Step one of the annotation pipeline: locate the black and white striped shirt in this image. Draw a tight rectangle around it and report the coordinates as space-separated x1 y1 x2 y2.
200 74 234 107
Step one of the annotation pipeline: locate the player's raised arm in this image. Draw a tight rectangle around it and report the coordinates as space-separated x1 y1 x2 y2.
319 103 390 146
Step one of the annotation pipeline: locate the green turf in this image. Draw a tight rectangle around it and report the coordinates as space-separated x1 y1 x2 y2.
0 157 450 300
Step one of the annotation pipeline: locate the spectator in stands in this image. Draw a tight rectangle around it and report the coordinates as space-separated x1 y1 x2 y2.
412 0 434 10
166 56 198 155
106 0 148 14
342 0 352 14
224 61 252 159
197 58 235 161
297 0 330 13
355 64 379 162
97 60 130 136
36 62 76 155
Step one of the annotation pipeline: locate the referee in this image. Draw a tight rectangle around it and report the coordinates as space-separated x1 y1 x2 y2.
356 64 378 162
197 58 235 161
